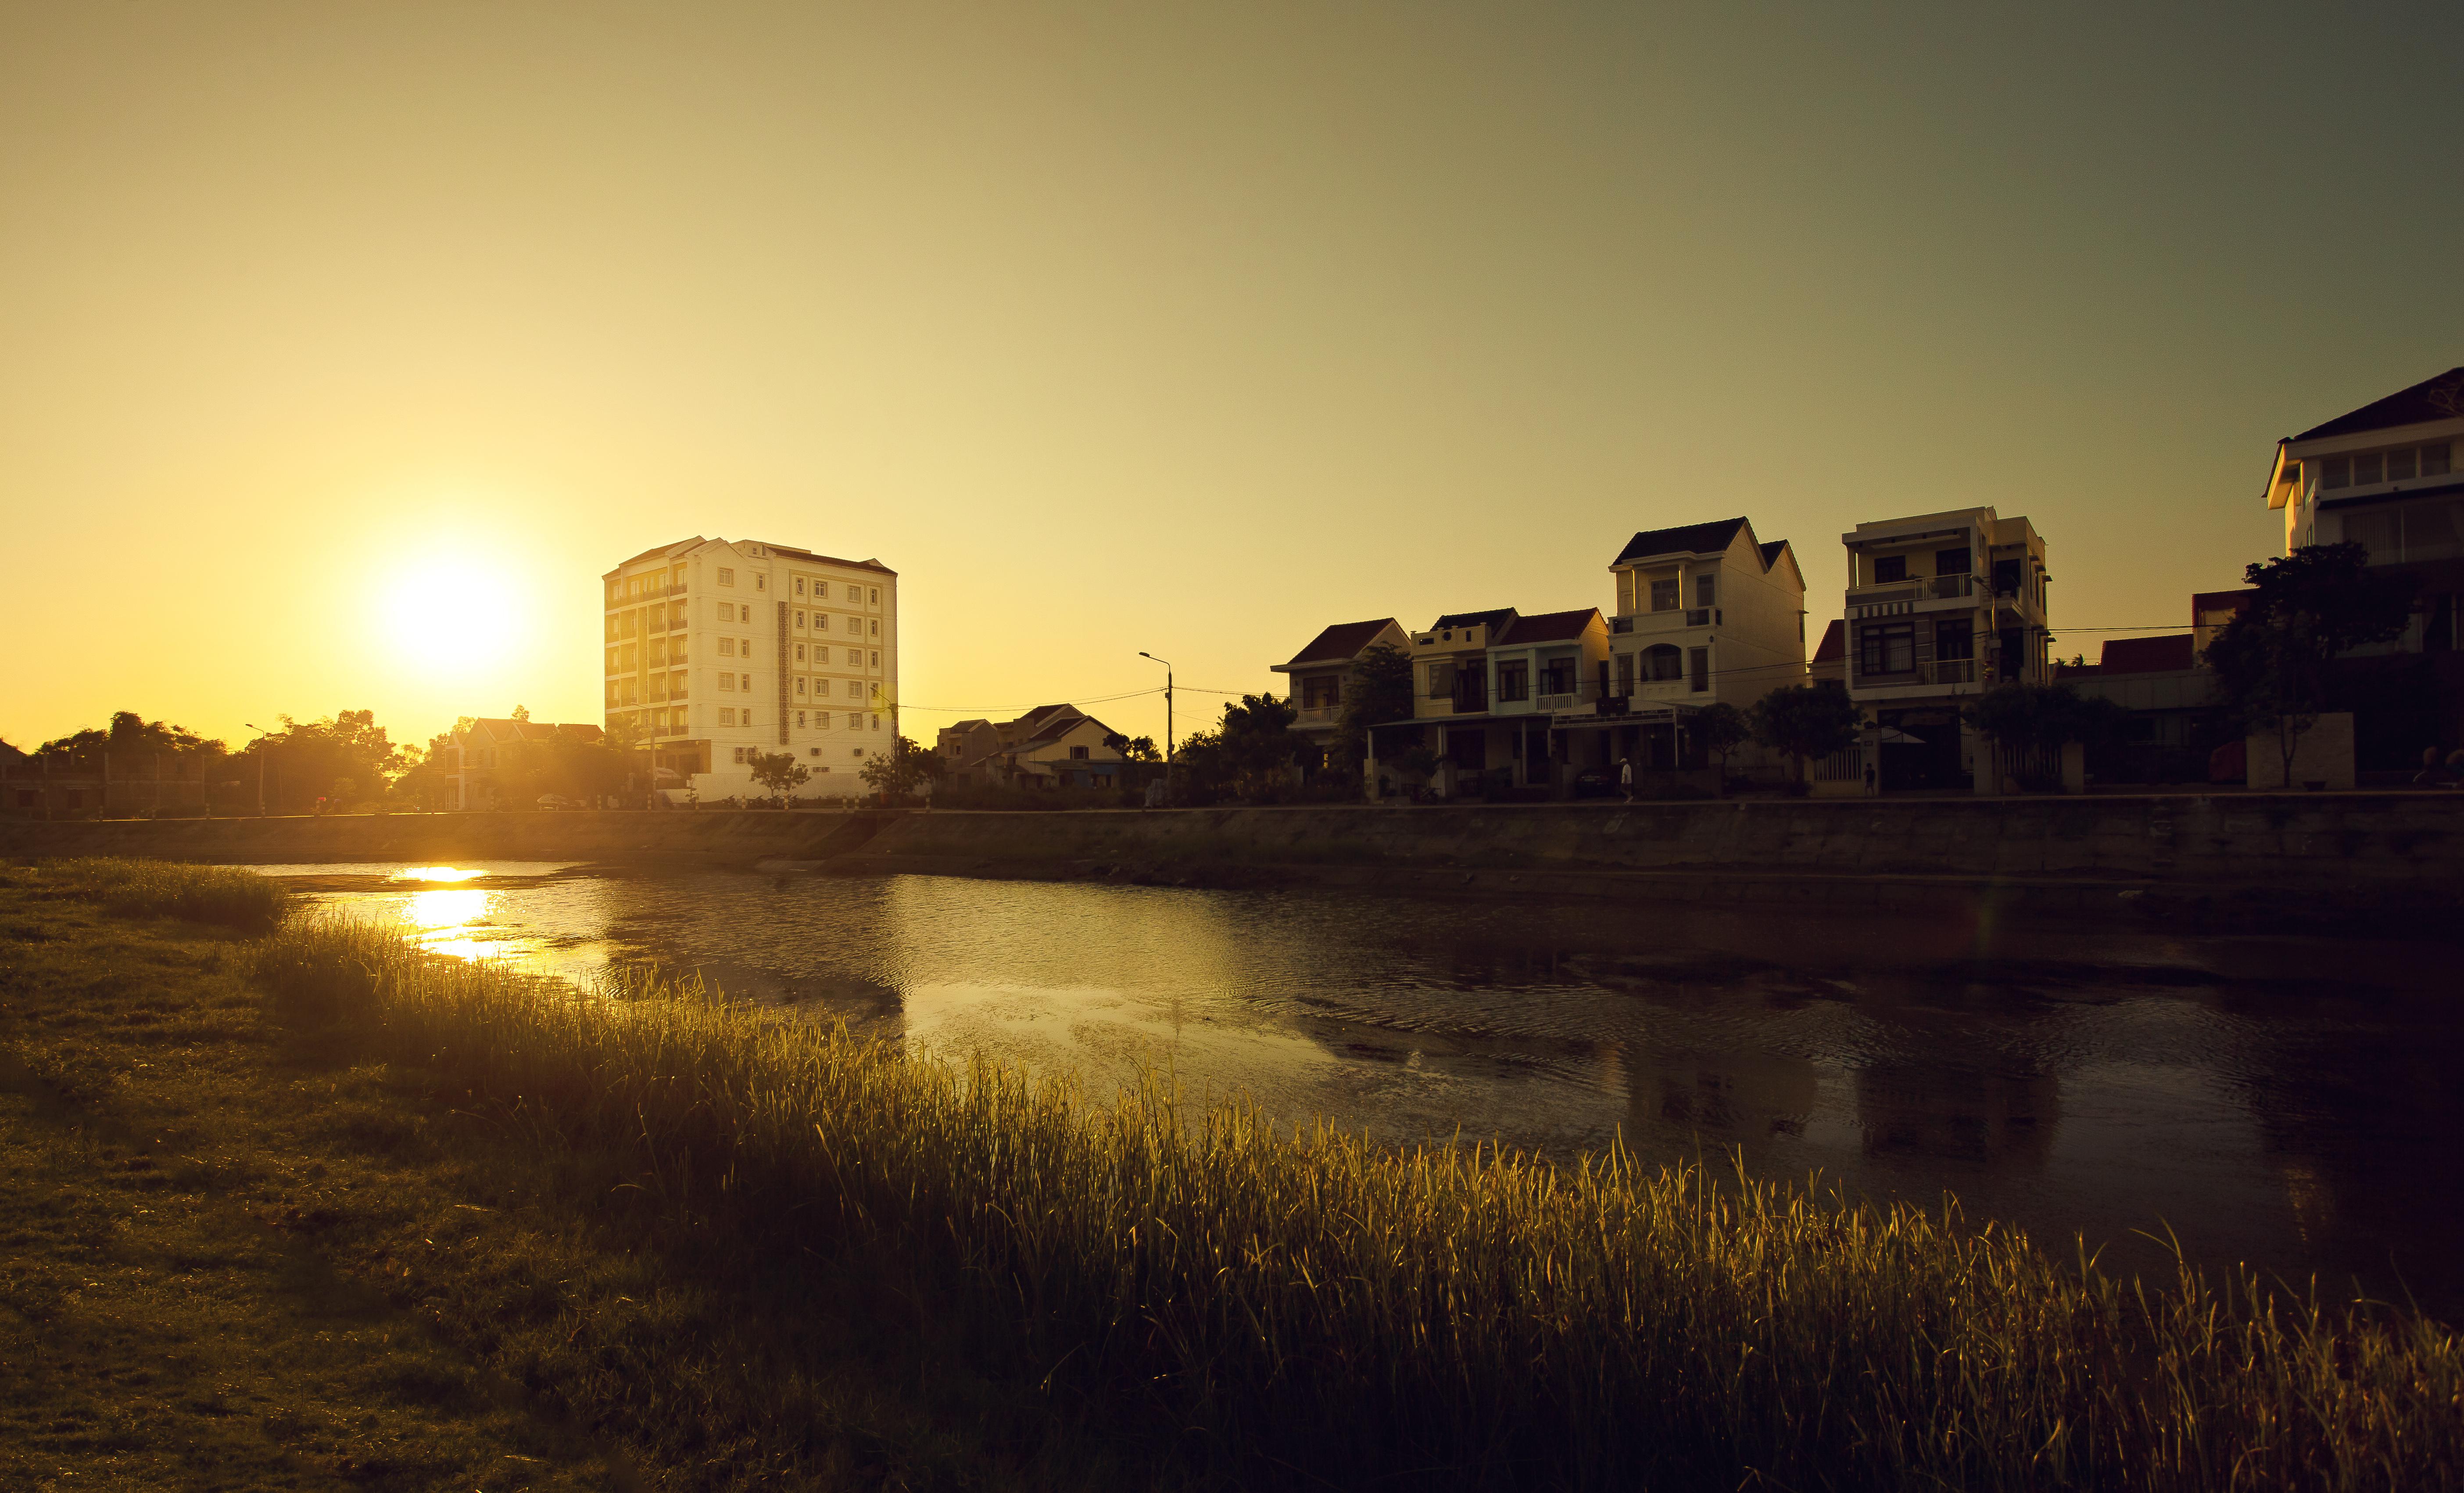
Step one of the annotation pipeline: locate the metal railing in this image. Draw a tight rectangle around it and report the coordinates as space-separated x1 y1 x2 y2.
1612 607 1721 633
1849 657 1977 689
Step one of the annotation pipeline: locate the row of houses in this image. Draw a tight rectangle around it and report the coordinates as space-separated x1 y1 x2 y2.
1274 506 2052 797
1274 365 2464 797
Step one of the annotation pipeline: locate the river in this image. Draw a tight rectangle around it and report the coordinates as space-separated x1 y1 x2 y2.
258 860 2464 1315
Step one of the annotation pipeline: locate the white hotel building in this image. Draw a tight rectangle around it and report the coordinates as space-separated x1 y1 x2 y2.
604 536 897 802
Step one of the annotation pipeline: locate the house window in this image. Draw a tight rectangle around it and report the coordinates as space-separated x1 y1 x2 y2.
1541 657 1576 696
1643 644 1683 682
1873 555 1907 584
1936 618 1974 660
1859 621 1916 675
1428 662 1454 698
1650 578 1680 611
2389 448 2417 481
1497 660 1529 701
1615 652 1634 696
1693 574 1717 607
2427 443 2453 477
719 568 734 585
2354 452 2383 485
1070 746 1089 760
1301 675 1341 709
1687 647 1709 693
1935 547 1971 575
2324 456 2351 488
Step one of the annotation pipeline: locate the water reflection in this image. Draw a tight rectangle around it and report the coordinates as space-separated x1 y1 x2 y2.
268 863 2464 1315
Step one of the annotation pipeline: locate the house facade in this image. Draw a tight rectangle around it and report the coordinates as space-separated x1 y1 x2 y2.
602 537 898 802
1269 617 1410 761
938 704 1127 790
2262 366 2464 753
1606 517 1809 712
1840 507 2050 791
445 718 605 810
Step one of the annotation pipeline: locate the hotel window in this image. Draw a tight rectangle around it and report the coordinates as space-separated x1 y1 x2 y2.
795 678 806 696
796 710 806 727
870 650 880 667
719 638 736 657
719 568 734 586
2390 448 2418 481
816 711 831 729
1615 652 1634 696
872 714 882 730
1650 578 1679 611
1644 643 1683 682
870 619 879 636
852 746 865 758
795 578 805 595
739 673 751 691
719 602 735 622
814 581 829 598
733 747 748 764
870 588 879 604
1541 657 1576 695
755 574 766 591
1873 554 1907 584
816 613 830 631
720 707 737 725
849 648 862 665
720 674 735 691
795 643 805 662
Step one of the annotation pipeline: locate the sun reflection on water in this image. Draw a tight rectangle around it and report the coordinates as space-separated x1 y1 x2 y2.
394 866 486 883
401 887 501 961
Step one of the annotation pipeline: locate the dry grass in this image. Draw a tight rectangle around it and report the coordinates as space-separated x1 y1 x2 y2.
38 855 291 934
254 913 2464 1492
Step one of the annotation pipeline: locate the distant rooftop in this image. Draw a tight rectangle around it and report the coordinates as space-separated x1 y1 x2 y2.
2293 367 2464 442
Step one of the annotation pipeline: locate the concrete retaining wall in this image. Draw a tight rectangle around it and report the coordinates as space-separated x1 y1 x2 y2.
0 809 885 866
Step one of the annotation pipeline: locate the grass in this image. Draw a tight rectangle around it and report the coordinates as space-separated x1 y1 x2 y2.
254 912 2464 1492
37 855 292 933
7 855 2460 1490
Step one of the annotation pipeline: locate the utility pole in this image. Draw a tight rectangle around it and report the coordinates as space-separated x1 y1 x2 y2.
1138 651 1173 795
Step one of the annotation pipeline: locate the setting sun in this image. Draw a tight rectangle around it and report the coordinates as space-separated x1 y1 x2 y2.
381 557 527 677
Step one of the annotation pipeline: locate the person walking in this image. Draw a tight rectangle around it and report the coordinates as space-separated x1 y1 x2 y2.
1619 755 1635 803
1863 760 1879 797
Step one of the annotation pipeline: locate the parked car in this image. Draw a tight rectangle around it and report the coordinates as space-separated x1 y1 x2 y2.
1571 769 1617 799
535 793 577 810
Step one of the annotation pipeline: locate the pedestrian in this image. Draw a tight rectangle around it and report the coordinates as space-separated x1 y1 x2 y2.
1618 755 1634 803
1863 761 1878 797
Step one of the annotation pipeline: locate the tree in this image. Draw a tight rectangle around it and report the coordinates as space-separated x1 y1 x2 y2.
1693 702 1750 793
1217 693 1304 800
240 710 405 813
859 735 946 799
747 750 811 799
510 704 531 722
2203 543 2415 787
1102 732 1164 791
1966 682 2128 754
1332 642 1416 784
1748 683 1862 783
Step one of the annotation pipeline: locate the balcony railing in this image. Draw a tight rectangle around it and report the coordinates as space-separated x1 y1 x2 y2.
1846 574 1976 618
1849 657 1978 690
1294 704 1340 726
1612 607 1721 635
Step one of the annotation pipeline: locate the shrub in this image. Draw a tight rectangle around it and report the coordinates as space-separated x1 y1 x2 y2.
44 858 290 934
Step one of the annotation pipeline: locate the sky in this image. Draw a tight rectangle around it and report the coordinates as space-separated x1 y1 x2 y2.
4 1 2459 754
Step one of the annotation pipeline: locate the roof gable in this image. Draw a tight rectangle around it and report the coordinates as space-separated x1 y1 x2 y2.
1280 618 1402 669
1495 608 1601 645
2294 367 2464 442
1430 607 1517 632
1614 517 1751 567
1812 619 1845 664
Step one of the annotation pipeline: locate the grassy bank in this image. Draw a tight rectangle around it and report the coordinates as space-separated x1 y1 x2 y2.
258 915 2461 1490
7 858 2460 1489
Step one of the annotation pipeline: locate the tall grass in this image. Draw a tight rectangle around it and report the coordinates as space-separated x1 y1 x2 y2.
40 857 290 933
257 916 2463 1491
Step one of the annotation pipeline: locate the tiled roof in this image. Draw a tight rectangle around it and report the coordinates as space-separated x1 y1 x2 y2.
616 538 703 569
2099 635 2197 675
1811 619 1845 663
1614 518 1749 566
1758 540 1791 569
758 543 897 575
2293 368 2464 442
1496 608 1600 644
1430 608 1517 632
1280 619 1400 669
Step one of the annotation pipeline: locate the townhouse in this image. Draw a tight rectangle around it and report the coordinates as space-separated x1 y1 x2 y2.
938 703 1128 790
1268 618 1411 768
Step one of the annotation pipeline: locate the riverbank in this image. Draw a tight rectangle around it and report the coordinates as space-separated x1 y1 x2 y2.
10 861 2457 1489
7 792 2461 928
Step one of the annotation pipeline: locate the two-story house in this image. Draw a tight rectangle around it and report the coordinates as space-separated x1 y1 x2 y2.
938 703 1127 790
2264 366 2464 755
1269 617 1410 767
1840 507 2050 791
1481 609 1611 789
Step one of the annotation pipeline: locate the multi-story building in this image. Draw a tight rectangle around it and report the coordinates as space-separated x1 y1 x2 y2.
602 537 898 802
2262 365 2464 754
1605 518 1809 714
1268 618 1411 766
1839 507 2049 790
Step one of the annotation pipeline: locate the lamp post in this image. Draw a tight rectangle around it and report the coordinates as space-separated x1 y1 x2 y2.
1138 651 1173 794
244 723 269 816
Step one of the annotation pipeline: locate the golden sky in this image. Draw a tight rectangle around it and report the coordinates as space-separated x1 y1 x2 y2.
4 3 2457 753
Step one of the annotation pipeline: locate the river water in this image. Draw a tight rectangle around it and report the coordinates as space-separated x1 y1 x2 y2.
259 861 2464 1314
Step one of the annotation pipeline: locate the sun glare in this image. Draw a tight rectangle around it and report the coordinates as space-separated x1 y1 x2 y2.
383 558 525 675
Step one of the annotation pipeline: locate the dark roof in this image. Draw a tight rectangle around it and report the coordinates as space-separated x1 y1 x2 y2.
2294 368 2464 442
1496 608 1600 645
760 543 897 575
1811 619 1845 664
1614 518 1749 567
1430 608 1517 632
1279 618 1400 669
2099 635 2197 675
1758 540 1790 569
616 537 702 569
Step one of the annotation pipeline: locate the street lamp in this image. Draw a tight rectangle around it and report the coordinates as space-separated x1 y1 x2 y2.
1137 651 1173 792
244 722 270 816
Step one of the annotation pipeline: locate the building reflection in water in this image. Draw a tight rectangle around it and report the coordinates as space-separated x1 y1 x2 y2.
1854 1064 2059 1168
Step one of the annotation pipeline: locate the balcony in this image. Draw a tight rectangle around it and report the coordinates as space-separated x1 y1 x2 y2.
1612 607 1721 636
1846 574 1974 619
1294 704 1341 728
1849 657 1979 694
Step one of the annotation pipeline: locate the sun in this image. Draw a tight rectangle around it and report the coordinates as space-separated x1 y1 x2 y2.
382 556 526 675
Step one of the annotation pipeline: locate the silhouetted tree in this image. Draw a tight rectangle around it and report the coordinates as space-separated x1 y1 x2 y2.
1332 642 1416 786
2204 544 2415 786
1749 683 1862 784
1693 702 1750 793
